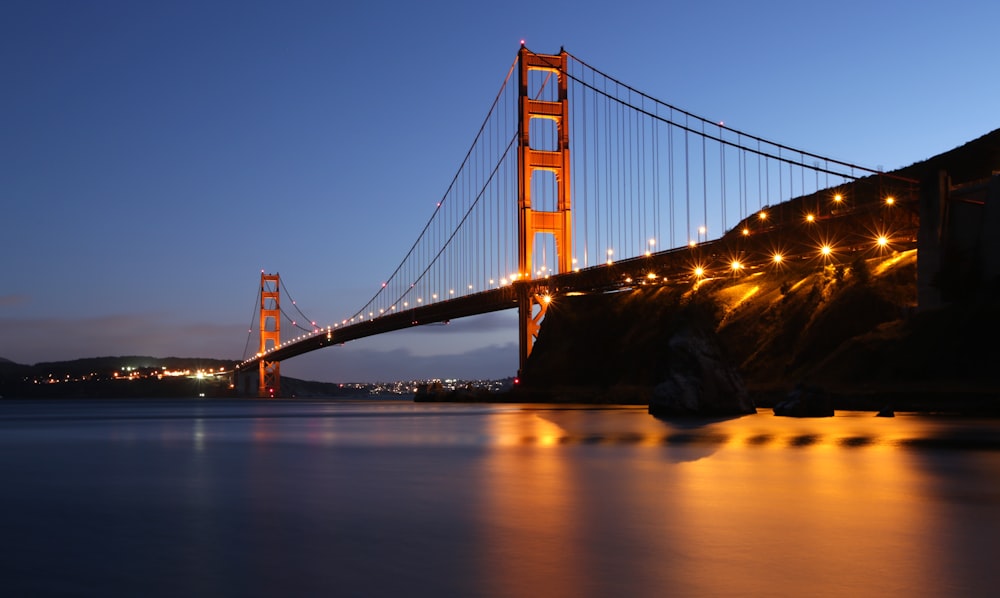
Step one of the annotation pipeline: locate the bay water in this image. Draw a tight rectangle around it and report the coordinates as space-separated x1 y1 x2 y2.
1 399 997 596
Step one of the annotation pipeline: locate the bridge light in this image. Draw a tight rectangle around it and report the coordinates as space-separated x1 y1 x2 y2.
742 227 750 236
489 279 495 285
432 293 438 300
805 213 816 223
820 244 833 257
689 240 697 247
403 302 408 307
834 193 843 203
731 260 743 271
542 294 552 304
885 196 895 205
759 211 767 220
694 266 705 278
772 252 784 264
876 235 889 248
647 272 657 280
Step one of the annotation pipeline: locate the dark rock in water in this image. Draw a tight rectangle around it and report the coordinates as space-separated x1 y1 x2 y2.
876 405 895 417
648 325 756 418
773 383 834 417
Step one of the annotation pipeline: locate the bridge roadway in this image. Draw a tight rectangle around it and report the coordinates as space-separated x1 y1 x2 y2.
238 193 917 372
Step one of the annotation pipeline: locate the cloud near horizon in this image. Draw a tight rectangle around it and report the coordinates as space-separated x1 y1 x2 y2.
0 314 246 366
0 312 519 382
280 342 518 383
0 294 30 308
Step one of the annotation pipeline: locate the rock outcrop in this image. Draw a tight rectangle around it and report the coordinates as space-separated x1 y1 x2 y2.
518 287 755 415
648 323 755 417
772 384 834 417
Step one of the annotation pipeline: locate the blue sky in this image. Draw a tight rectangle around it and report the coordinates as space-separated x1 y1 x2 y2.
2 0 998 382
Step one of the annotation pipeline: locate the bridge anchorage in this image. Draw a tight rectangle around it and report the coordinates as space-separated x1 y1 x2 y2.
235 44 919 398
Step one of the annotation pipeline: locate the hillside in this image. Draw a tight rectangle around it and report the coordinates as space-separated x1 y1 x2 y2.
518 249 1000 412
515 129 1000 412
0 356 237 398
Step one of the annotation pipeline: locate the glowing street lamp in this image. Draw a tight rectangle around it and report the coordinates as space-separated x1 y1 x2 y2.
885 196 895 206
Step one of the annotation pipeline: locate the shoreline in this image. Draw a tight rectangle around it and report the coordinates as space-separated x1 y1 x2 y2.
414 385 1000 416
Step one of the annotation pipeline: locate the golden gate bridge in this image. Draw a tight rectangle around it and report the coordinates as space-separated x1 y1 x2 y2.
234 45 918 397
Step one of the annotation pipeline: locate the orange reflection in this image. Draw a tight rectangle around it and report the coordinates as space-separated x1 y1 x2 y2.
668 413 949 594
474 411 585 597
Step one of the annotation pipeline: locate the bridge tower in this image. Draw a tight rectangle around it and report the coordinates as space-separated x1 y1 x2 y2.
516 46 572 375
258 272 281 397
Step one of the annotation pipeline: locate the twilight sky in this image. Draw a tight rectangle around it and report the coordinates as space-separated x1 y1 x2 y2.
2 0 998 382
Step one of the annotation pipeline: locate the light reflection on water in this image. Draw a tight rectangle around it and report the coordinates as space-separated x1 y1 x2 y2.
0 399 998 597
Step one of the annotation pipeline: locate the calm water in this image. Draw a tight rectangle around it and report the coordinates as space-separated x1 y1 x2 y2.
1 399 998 597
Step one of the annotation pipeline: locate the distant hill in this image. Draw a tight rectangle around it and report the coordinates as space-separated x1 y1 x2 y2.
0 356 239 399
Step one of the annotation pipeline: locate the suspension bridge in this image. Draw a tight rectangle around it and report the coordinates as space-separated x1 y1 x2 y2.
234 44 918 397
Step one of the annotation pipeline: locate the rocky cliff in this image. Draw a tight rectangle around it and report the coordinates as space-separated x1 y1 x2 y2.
516 247 1000 413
